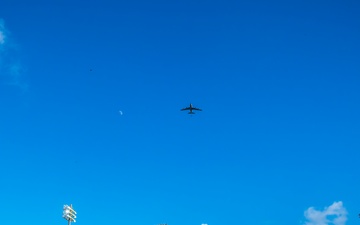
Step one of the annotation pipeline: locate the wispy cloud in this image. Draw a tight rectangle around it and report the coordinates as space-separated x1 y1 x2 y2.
0 31 5 44
303 201 348 225
0 19 7 50
0 20 5 45
0 19 6 49
0 18 28 91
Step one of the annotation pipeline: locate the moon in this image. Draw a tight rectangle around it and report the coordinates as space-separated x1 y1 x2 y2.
119 110 123 115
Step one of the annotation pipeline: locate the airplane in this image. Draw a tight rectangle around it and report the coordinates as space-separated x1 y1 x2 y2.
181 103 202 114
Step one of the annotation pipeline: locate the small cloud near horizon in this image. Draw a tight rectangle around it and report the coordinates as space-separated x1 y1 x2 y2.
303 201 348 225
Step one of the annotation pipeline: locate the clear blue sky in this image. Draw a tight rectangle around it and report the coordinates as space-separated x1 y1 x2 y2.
0 0 359 225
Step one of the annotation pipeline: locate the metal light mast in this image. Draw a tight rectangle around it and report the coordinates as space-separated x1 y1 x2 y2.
63 204 77 225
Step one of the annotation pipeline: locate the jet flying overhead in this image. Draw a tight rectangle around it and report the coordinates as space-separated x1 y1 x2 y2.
181 103 202 114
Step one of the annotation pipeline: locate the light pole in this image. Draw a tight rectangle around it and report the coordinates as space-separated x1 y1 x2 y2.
63 204 77 225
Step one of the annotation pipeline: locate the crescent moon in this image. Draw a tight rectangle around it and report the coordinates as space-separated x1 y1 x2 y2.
119 110 123 115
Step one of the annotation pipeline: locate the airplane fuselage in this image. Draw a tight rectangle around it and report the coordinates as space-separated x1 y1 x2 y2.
181 103 202 114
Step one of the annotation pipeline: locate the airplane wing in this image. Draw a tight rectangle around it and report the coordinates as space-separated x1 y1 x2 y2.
193 107 202 111
181 107 190 111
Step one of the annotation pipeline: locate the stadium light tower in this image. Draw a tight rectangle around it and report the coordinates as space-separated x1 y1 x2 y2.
63 204 77 225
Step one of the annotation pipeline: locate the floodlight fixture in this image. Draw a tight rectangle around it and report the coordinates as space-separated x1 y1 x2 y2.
63 204 77 225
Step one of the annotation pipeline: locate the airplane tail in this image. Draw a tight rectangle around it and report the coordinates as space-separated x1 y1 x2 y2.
188 111 195 114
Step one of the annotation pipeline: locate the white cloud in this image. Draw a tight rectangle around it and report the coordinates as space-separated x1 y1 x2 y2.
303 201 347 225
0 19 5 44
0 31 4 44
0 18 27 91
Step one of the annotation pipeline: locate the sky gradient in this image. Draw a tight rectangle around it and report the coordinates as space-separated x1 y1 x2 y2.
0 1 359 225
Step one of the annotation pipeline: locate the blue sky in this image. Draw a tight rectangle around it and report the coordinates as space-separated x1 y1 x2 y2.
0 0 359 225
